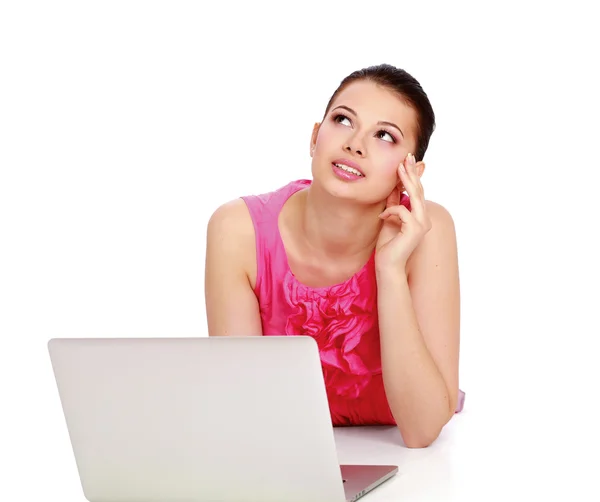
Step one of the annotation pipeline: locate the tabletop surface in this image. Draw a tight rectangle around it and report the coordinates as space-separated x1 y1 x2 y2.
5 400 600 502
333 413 596 502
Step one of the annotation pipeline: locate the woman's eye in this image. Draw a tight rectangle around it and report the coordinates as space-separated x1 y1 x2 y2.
376 130 395 143
334 114 351 126
334 114 395 143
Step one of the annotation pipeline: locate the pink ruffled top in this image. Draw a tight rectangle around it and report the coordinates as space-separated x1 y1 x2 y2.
241 179 465 426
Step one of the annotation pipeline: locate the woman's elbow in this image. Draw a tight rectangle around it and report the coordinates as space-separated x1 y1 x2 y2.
399 427 441 449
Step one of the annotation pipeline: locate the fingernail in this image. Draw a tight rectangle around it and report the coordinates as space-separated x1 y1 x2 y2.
409 153 415 165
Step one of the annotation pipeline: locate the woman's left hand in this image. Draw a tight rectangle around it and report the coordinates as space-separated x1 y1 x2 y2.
375 152 432 271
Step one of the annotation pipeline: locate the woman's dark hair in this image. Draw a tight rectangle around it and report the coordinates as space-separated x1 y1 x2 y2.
323 64 435 162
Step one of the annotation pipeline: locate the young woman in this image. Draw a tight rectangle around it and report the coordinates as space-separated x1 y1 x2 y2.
205 64 465 448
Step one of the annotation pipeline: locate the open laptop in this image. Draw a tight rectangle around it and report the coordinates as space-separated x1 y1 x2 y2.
48 336 398 502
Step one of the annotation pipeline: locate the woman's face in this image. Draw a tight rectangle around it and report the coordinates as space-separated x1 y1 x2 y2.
310 80 420 205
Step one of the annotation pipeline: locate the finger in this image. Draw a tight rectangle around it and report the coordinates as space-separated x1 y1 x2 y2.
378 204 412 223
397 158 414 199
398 156 420 212
398 154 410 180
386 185 401 207
404 154 427 219
406 154 423 187
399 154 419 192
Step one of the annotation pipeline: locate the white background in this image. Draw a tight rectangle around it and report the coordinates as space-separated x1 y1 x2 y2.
1 1 599 500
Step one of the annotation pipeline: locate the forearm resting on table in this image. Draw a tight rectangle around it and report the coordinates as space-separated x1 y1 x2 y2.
377 271 455 448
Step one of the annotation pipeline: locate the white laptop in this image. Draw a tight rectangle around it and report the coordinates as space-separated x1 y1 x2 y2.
48 336 398 502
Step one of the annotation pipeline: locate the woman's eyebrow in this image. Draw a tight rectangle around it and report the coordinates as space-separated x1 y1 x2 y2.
331 105 404 138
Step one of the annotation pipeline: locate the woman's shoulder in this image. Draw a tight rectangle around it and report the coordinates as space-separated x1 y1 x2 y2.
208 197 252 228
207 198 256 253
206 179 311 256
242 179 311 207
208 180 307 230
422 199 457 240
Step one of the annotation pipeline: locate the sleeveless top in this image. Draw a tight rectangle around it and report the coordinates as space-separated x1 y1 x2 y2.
241 179 465 426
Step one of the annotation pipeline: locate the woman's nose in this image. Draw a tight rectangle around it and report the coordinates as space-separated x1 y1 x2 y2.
343 140 364 157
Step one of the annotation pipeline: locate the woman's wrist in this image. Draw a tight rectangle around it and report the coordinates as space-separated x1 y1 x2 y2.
375 261 409 285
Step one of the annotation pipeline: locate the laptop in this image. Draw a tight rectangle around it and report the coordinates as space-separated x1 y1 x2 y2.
48 336 398 502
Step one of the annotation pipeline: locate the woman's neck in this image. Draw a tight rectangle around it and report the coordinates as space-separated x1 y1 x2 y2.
298 182 385 260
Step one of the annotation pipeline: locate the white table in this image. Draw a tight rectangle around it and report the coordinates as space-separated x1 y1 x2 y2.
334 410 598 501
27 407 598 502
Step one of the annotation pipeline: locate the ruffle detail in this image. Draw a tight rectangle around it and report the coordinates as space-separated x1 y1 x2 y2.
283 261 380 400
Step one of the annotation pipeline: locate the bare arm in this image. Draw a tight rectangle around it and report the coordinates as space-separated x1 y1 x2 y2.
204 199 263 337
377 201 460 448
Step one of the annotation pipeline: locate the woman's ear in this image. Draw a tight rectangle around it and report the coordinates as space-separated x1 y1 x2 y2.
415 161 426 178
310 122 320 157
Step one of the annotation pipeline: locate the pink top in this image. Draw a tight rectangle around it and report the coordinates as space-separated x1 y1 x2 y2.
241 179 465 426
